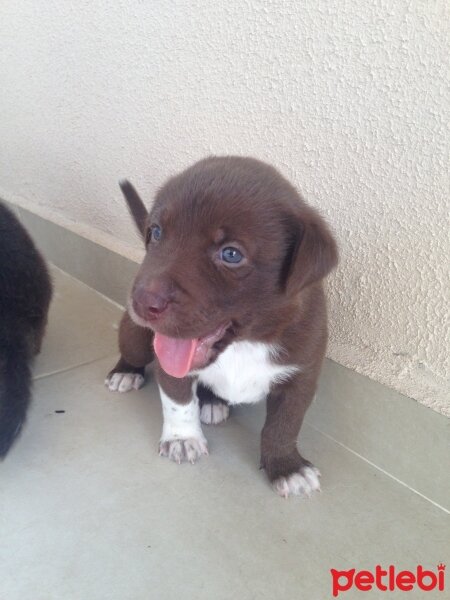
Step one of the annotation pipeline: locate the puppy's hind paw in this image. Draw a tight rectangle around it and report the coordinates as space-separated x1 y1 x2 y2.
200 401 230 425
105 372 145 393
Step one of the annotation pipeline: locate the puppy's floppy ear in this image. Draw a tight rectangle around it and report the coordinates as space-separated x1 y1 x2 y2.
119 180 148 241
282 207 338 294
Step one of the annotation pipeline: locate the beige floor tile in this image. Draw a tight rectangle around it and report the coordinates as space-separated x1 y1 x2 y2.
1 355 448 600
1 270 448 600
34 267 123 378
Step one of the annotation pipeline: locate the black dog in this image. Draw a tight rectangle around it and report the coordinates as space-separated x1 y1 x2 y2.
0 203 52 457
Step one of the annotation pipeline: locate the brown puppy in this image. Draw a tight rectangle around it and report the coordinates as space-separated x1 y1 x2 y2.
106 156 338 497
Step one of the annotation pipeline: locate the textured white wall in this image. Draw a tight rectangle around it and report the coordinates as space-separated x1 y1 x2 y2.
0 1 449 415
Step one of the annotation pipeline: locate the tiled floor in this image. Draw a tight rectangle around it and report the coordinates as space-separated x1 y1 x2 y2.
0 268 448 600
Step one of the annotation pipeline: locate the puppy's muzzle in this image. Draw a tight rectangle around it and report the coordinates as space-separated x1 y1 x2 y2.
132 283 172 322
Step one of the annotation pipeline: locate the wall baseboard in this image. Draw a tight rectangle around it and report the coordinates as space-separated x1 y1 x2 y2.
7 200 139 307
7 201 449 513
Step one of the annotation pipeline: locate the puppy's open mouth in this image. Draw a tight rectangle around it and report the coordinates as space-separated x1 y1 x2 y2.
154 322 231 378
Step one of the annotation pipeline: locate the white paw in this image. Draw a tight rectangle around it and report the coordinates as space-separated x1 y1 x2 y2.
273 466 321 499
200 401 230 425
105 372 145 393
159 437 209 464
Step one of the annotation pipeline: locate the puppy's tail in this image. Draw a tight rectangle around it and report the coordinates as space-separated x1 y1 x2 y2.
119 179 148 241
0 323 32 458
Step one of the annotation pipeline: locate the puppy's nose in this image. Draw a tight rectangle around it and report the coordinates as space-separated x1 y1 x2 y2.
132 285 171 320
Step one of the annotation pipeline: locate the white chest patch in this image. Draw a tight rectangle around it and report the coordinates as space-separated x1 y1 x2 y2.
196 341 300 405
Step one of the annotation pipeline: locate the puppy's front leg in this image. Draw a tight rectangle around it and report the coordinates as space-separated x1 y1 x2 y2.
261 376 321 498
157 365 208 464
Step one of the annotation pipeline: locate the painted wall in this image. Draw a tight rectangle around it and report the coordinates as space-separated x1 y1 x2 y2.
0 1 449 415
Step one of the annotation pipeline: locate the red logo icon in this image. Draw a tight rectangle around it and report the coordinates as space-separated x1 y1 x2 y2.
331 563 445 596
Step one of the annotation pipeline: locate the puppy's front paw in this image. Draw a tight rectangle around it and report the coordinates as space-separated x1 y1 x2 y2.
159 437 209 464
200 401 230 425
273 465 321 499
261 452 321 499
105 372 145 393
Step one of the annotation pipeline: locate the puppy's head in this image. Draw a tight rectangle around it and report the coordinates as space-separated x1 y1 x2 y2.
122 156 337 377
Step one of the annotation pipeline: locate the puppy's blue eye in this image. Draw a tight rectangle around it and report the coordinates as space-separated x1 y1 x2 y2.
221 247 243 264
150 225 162 242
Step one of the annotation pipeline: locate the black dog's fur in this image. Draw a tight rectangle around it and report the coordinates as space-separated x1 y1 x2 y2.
0 203 52 457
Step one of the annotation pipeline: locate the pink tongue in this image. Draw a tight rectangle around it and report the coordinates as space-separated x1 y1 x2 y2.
154 333 199 378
